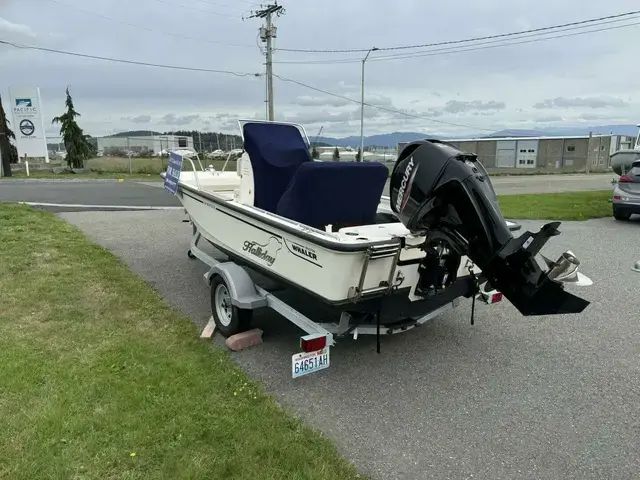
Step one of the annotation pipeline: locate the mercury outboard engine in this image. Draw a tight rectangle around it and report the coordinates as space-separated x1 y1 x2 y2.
390 139 590 316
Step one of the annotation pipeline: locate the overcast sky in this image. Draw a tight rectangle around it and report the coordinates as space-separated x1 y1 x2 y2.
1 0 639 139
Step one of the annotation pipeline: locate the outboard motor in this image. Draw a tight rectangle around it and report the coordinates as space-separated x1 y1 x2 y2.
390 139 590 316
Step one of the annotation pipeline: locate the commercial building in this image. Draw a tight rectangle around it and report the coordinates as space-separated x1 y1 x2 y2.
97 134 194 155
398 134 638 172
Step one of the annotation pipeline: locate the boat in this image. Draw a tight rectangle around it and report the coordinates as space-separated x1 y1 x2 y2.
610 125 640 176
161 120 592 376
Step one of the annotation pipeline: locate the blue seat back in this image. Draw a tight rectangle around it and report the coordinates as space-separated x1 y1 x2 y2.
276 161 389 229
242 122 312 213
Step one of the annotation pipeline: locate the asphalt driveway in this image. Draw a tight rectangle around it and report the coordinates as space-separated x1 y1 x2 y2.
58 208 640 480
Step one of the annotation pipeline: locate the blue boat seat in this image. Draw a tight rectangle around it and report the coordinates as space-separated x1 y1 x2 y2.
242 122 312 213
276 161 389 230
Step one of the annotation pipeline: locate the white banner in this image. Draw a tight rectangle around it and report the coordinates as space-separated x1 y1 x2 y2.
8 86 49 162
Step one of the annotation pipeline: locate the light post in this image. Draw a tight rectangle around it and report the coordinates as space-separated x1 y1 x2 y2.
359 47 378 162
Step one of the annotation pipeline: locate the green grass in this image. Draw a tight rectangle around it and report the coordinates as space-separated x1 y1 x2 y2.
0 204 362 480
86 157 236 175
497 190 613 220
1 158 238 179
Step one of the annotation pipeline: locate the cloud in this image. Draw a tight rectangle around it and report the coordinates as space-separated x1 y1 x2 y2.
534 115 565 123
533 96 630 109
160 114 201 126
283 106 381 125
122 115 151 124
442 100 506 114
293 96 352 107
0 16 35 39
292 93 393 109
1 0 639 138
420 100 506 118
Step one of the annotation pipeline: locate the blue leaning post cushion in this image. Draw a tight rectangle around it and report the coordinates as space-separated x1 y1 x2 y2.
164 152 184 195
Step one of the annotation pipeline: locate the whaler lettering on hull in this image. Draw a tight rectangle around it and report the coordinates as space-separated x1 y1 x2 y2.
291 243 317 261
243 237 281 266
286 240 322 267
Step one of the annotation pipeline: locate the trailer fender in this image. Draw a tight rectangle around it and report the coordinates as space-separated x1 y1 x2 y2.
205 263 268 310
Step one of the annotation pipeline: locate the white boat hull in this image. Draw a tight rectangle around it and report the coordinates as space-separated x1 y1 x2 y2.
178 185 482 305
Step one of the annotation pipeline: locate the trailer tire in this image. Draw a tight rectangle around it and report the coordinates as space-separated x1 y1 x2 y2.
187 249 196 259
210 274 252 337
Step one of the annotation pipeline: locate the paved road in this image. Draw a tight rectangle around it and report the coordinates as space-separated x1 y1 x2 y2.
59 209 640 480
0 179 180 208
0 173 615 210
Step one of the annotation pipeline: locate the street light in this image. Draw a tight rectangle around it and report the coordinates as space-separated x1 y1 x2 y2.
359 47 378 162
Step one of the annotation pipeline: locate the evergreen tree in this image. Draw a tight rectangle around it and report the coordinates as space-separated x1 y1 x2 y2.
332 147 340 161
52 87 93 169
355 148 362 162
311 146 319 159
0 95 16 176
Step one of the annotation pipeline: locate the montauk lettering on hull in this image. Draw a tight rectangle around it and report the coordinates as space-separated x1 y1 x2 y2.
243 237 282 266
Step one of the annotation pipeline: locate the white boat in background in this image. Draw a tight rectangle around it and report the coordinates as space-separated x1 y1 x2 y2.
610 124 640 175
317 146 375 161
161 119 592 376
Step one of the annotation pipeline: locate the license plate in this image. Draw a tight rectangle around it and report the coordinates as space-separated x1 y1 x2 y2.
292 348 330 378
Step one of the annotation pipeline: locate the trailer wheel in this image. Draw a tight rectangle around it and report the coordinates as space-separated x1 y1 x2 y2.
210 275 252 337
187 249 196 259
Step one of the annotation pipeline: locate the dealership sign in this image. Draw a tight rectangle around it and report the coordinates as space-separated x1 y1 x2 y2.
8 86 49 161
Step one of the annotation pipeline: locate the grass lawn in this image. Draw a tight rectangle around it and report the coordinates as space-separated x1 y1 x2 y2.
497 190 614 221
86 157 236 175
0 204 361 480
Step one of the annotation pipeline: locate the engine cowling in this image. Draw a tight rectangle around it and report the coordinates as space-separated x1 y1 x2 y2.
389 139 590 316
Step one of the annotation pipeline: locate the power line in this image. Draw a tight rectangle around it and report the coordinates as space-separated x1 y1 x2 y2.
0 40 263 77
194 0 256 12
42 0 256 49
0 36 489 132
150 0 243 18
275 10 640 53
273 17 640 65
370 20 640 63
273 74 494 132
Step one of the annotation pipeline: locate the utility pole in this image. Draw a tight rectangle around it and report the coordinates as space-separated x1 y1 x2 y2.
248 3 285 121
359 47 378 162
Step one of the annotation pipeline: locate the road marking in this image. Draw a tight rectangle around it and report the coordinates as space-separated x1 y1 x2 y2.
15 201 183 210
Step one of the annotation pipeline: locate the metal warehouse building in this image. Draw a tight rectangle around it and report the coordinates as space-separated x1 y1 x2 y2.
399 134 637 172
97 135 194 155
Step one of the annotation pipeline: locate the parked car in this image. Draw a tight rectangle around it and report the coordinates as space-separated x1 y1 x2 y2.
612 160 640 220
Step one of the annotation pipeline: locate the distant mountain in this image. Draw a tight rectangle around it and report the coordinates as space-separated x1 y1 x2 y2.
108 123 638 150
316 132 433 148
313 124 639 148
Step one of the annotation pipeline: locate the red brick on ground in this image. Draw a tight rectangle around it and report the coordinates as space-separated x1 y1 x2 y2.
225 329 263 351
